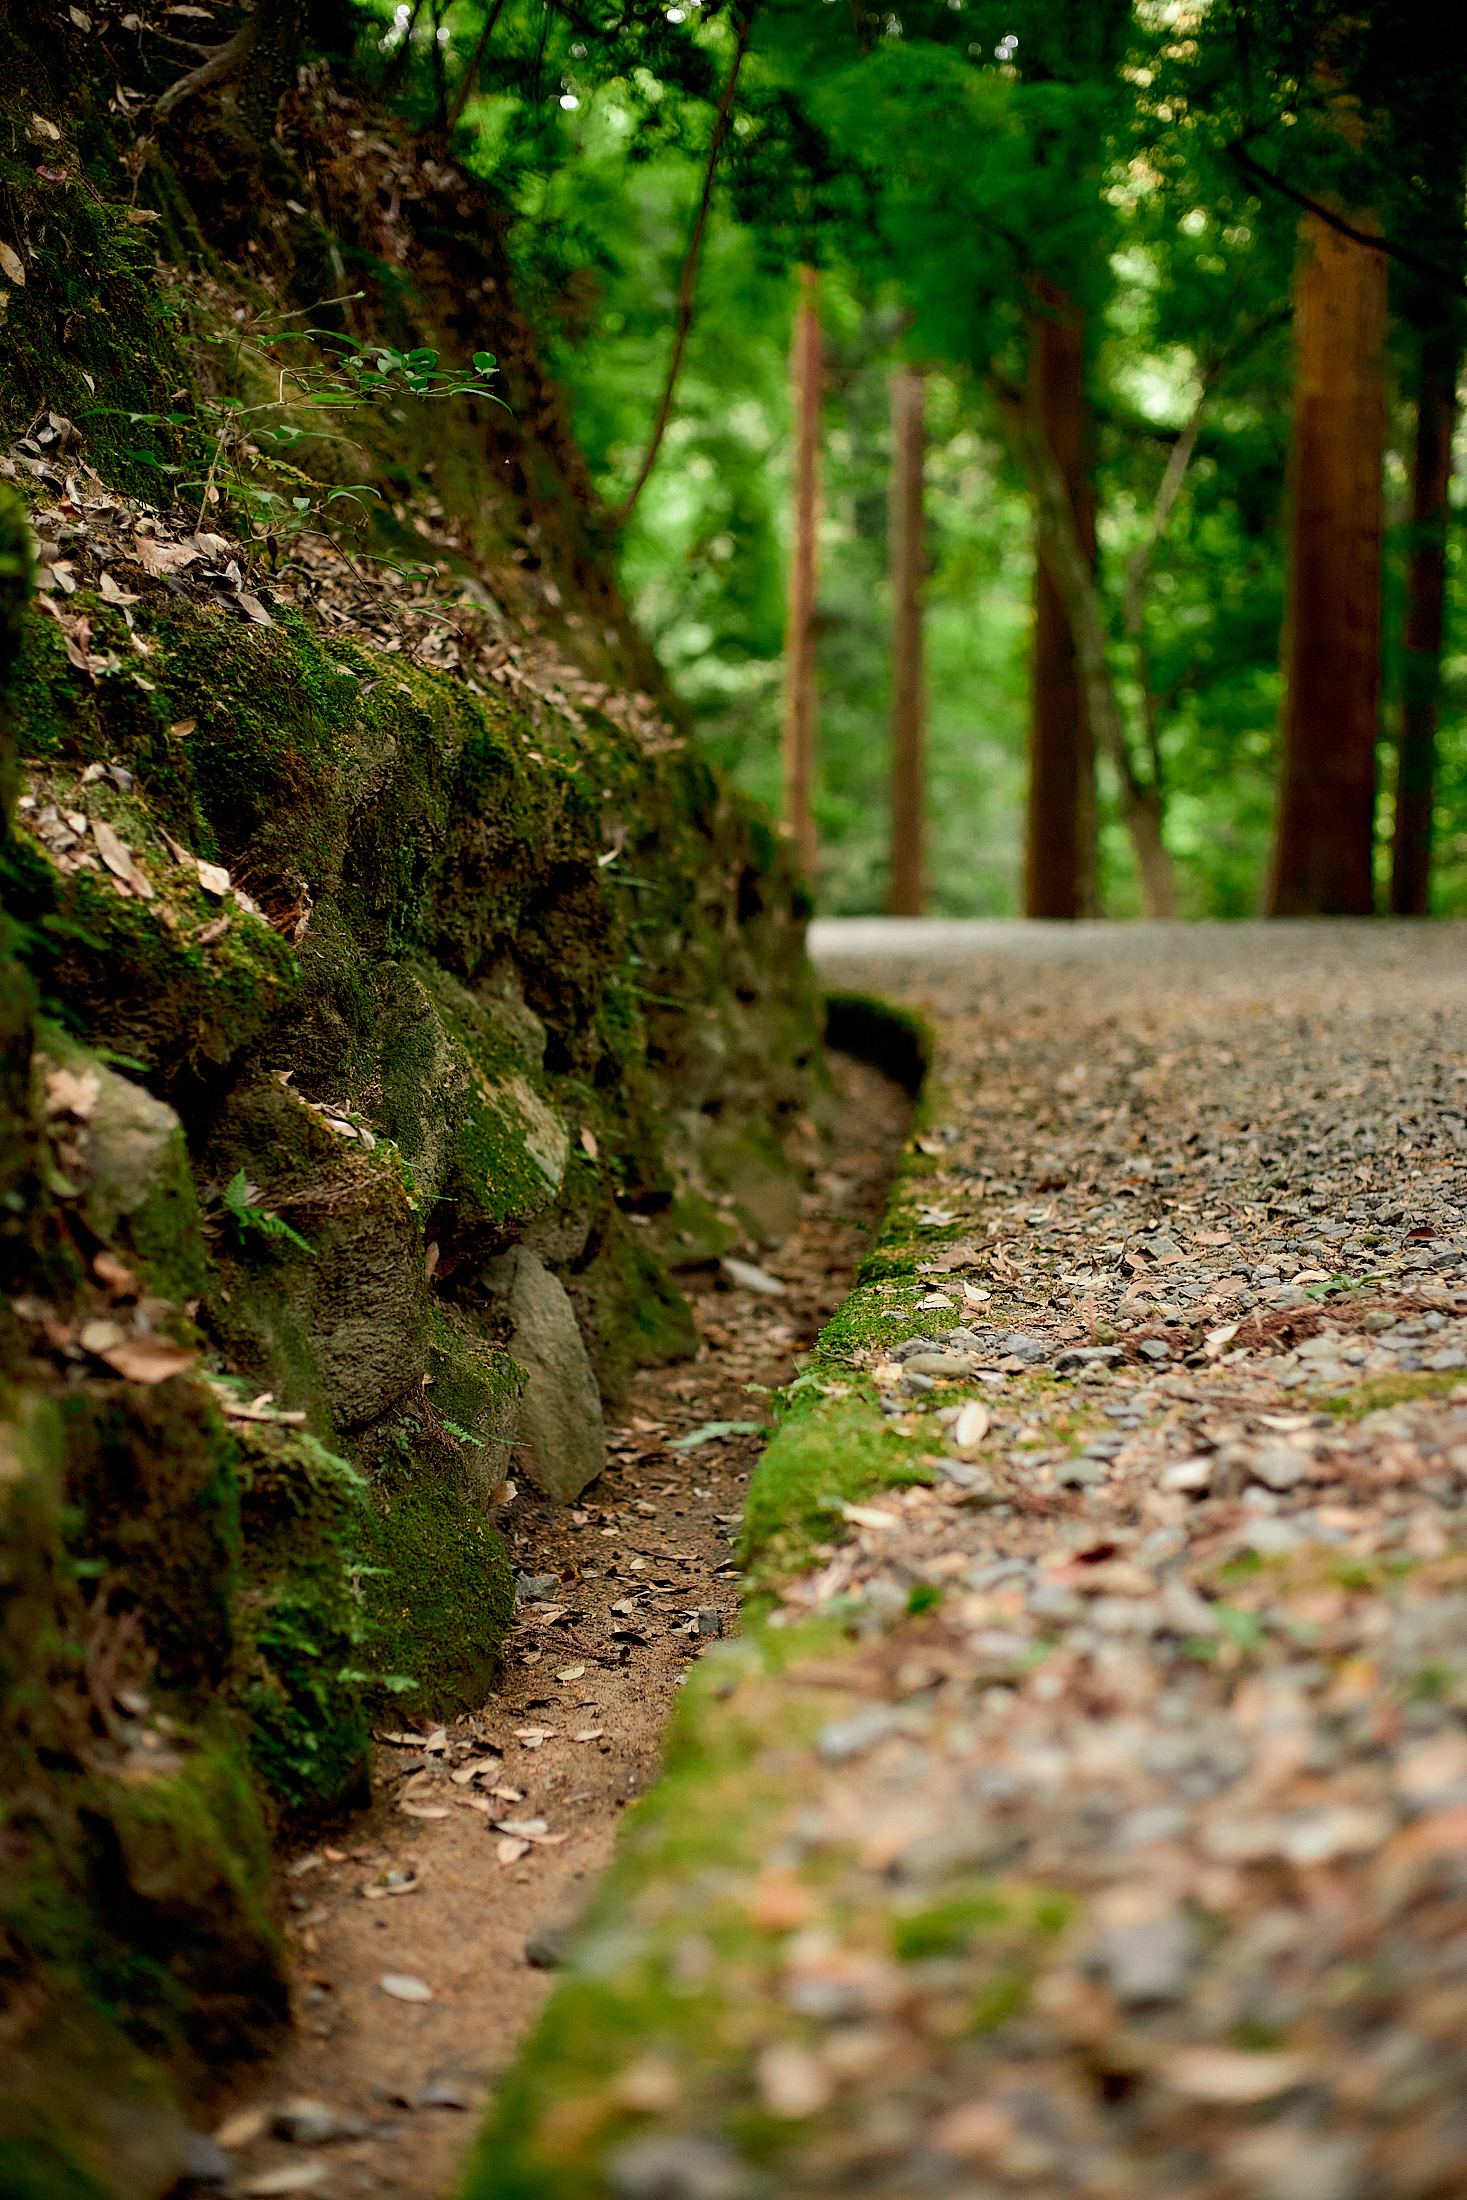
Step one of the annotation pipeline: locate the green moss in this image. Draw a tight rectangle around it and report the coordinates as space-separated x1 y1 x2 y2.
464 1625 1072 2200
740 1390 930 1583
1319 1370 1467 1416
362 1441 514 1714
233 1424 378 1813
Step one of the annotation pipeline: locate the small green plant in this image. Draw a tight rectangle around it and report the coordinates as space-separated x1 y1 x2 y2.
441 1419 485 1447
222 1169 314 1257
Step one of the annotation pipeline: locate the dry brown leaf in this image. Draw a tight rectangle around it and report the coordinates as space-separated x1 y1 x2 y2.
97 1336 199 1384
44 1064 101 1120
0 242 25 287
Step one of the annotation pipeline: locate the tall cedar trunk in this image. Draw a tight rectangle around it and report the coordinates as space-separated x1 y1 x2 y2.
888 367 926 916
782 266 822 882
1265 212 1387 916
1390 331 1459 915
1024 282 1097 920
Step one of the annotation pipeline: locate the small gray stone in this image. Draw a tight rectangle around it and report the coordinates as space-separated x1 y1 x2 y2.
999 1331 1049 1363
607 2134 759 2200
900 1370 937 1397
183 2134 234 2185
1056 1457 1107 1487
515 1571 561 1602
1428 1348 1467 1371
273 2100 357 2145
481 1247 606 1501
1055 1346 1124 1372
696 1607 723 1636
890 1334 945 1362
1099 1910 1193 2004
901 1351 970 1377
817 1705 902 1761
1250 1445 1308 1492
1138 1338 1172 1362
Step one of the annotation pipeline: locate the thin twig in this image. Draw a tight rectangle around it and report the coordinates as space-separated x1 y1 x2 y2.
611 6 757 529
446 0 509 132
1228 138 1467 300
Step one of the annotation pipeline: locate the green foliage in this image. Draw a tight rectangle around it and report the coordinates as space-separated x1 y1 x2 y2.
222 1168 316 1259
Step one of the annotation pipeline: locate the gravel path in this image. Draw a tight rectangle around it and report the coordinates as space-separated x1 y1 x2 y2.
721 915 1467 2200
672 919 1467 2200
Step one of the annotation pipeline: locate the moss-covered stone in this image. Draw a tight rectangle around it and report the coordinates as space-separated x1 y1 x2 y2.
361 1430 516 1715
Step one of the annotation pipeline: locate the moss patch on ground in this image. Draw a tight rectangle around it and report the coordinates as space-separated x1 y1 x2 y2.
464 1627 1069 2200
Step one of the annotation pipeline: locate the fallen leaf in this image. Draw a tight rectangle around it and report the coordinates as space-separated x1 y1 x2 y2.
235 592 273 626
125 207 162 225
213 2106 270 2150
0 242 25 287
363 1877 419 1899
195 915 231 945
379 1973 433 2003
29 115 62 142
1159 2048 1311 2103
571 1728 604 1743
168 717 197 738
952 1400 990 1450
667 1420 763 1451
580 1126 598 1159
555 1664 586 1682
841 1502 897 1530
234 2170 326 2198
399 1801 451 1820
79 1318 124 1355
196 858 231 897
68 5 92 26
93 1252 138 1297
134 536 202 579
496 1837 532 1864
99 569 139 605
98 1336 199 1384
91 818 153 900
44 1065 101 1120
721 1255 786 1296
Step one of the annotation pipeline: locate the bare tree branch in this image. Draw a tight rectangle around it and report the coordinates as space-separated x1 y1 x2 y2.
612 6 756 530
446 0 509 134
1228 139 1467 300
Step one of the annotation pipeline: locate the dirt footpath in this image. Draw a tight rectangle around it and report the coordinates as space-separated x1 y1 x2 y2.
205 1055 910 2200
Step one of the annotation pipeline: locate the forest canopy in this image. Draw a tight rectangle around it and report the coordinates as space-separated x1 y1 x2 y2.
151 0 1467 917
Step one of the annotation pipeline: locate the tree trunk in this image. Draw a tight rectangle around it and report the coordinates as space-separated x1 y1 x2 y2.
782 265 822 883
888 367 926 916
1265 211 1388 916
1023 284 1096 920
994 375 1180 920
1390 330 1459 916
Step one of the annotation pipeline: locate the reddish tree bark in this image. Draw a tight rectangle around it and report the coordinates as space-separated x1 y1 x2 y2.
782 265 822 882
1023 281 1096 919
1265 212 1388 916
1390 331 1459 915
888 367 926 916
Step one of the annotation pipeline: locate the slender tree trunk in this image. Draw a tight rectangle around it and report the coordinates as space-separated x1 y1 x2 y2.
782 265 822 882
994 374 1180 920
1265 212 1388 916
1023 283 1096 919
1390 330 1459 915
888 367 926 916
